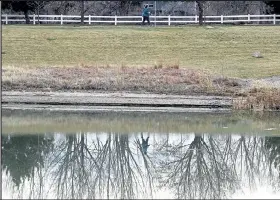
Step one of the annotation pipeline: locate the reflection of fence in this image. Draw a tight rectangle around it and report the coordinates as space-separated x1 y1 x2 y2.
1 14 280 25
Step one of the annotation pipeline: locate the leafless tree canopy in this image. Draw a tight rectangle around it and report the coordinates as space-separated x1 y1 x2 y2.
2 1 273 16
2 132 280 199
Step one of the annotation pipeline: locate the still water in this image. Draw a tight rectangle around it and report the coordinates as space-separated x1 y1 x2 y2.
2 109 280 199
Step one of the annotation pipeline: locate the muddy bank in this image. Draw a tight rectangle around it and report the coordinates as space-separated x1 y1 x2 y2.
2 91 233 112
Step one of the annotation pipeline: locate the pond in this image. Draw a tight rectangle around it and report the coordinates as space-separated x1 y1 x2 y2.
2 109 280 199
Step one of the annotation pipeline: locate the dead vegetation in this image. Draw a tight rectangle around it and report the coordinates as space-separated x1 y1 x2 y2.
233 87 280 111
2 65 215 95
2 65 280 111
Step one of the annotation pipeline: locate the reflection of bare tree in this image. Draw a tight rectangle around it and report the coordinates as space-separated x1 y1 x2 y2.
48 134 92 199
158 134 237 199
48 133 155 199
5 132 280 199
92 133 155 199
156 134 274 199
265 137 280 190
231 136 267 189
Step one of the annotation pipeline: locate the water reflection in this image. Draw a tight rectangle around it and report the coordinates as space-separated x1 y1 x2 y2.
3 110 280 134
2 132 280 199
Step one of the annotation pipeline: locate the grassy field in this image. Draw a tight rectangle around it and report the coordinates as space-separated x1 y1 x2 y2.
2 25 280 78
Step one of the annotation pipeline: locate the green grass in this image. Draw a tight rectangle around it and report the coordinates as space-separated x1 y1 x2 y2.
2 25 280 78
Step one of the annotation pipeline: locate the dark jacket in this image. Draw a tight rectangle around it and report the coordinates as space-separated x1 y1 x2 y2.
142 8 149 17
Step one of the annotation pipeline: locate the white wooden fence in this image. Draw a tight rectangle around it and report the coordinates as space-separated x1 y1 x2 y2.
1 14 280 25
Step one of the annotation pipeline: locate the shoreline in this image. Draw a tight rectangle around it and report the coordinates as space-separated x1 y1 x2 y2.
2 91 233 112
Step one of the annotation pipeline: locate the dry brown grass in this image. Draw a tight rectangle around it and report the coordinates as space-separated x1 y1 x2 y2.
2 65 221 95
153 60 163 69
233 87 280 111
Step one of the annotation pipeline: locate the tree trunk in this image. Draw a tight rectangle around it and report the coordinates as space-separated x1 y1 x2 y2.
196 1 204 25
37 2 40 24
81 0 84 24
24 10 30 24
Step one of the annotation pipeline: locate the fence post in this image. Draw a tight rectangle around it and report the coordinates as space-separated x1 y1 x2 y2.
60 14 63 25
33 14 35 25
195 15 198 24
115 15 117 25
5 14 8 24
168 15 171 26
89 15 91 25
273 14 276 25
221 15 223 24
248 14 250 23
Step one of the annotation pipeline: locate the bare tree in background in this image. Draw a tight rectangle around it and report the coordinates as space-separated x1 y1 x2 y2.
81 0 84 24
34 1 47 24
196 1 204 25
1 1 274 24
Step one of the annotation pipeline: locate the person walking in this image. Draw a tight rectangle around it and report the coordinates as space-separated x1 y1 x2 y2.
142 4 150 25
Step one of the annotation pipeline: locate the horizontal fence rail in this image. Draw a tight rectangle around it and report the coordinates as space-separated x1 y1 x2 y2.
1 14 280 25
